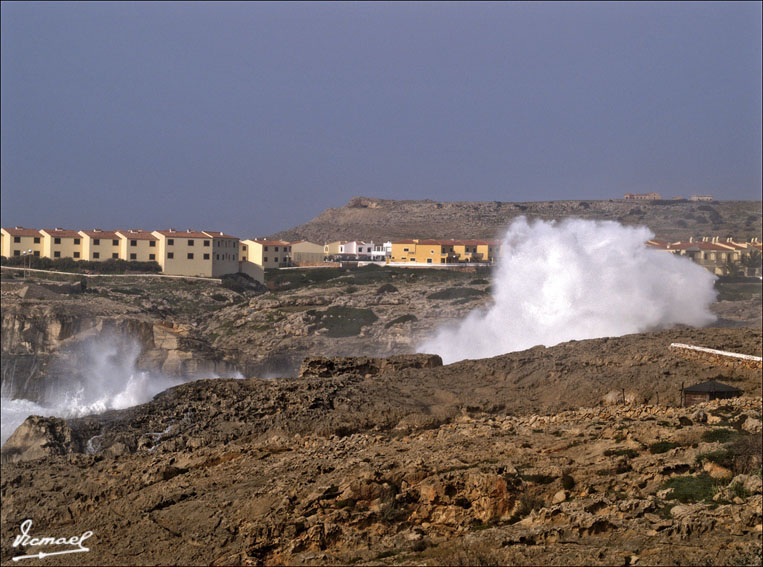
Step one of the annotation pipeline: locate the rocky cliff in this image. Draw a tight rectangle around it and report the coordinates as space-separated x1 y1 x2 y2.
270 197 763 243
1 338 761 565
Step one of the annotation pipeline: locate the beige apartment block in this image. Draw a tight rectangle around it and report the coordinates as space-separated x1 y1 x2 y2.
290 241 325 265
39 228 83 260
152 229 212 277
79 229 122 261
1 227 44 259
116 229 160 263
151 229 241 277
205 231 240 277
323 241 346 258
240 239 291 269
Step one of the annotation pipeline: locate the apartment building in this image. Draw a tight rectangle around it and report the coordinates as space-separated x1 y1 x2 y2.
449 240 501 263
1 227 44 258
646 236 761 276
338 241 374 260
624 192 662 200
290 241 324 265
240 239 291 269
206 231 240 277
113 229 159 262
323 241 346 258
389 239 459 264
151 229 241 277
39 228 83 260
78 229 122 261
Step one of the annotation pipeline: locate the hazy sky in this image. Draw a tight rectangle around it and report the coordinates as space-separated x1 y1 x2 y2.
2 2 761 237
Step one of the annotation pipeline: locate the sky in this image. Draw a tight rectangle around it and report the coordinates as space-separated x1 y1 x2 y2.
1 2 761 237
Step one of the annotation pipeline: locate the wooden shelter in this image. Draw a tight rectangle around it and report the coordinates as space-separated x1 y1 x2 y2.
682 380 742 407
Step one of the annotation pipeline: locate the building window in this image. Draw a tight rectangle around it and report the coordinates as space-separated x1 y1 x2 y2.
264 257 268 262
275 246 279 252
216 254 220 260
204 240 210 247
54 251 61 258
242 245 247 251
112 239 119 246
188 239 194 246
149 241 156 247
168 252 174 259
130 253 136 260
93 252 100 259
54 238 61 244
73 252 80 258
168 239 174 246
204 253 210 260
264 246 268 251
131 240 137 246
242 256 247 261
13 250 20 256
112 253 119 259
149 254 155 260
403 247 409 252
427 258 432 263
187 253 194 259
34 237 40 244
13 236 20 243
93 239 100 245
34 251 40 257
74 238 80 245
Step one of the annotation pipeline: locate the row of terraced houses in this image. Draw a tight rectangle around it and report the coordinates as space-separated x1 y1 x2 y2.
4 226 759 279
646 236 762 276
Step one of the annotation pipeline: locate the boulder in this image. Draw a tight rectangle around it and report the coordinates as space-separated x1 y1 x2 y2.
1 415 78 464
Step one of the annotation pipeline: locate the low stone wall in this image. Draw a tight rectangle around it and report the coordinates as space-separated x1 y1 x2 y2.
669 343 762 371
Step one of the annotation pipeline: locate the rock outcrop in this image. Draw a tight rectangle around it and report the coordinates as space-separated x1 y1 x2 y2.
299 354 442 378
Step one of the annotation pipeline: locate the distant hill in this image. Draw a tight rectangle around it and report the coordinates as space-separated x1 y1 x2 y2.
270 196 762 243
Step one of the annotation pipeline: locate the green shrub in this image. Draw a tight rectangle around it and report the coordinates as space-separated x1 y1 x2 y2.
561 474 575 490
649 441 680 454
307 306 378 337
701 429 738 444
210 293 228 302
428 287 485 300
376 283 398 294
384 314 418 328
469 278 489 285
662 474 720 503
520 474 555 485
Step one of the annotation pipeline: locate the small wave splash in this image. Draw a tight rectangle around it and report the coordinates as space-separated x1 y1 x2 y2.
1 335 240 445
418 217 718 364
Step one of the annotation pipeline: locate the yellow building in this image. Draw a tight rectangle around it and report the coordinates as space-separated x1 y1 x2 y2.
116 229 160 263
1 227 44 259
449 239 500 263
290 241 325 265
389 239 458 264
79 229 123 261
205 231 240 277
240 239 291 269
323 241 346 258
39 228 83 260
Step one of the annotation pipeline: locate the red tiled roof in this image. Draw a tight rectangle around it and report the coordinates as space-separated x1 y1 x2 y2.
40 228 81 238
116 230 158 241
2 227 42 237
154 229 209 238
392 240 417 244
646 240 670 250
79 229 119 239
202 231 239 239
251 239 291 246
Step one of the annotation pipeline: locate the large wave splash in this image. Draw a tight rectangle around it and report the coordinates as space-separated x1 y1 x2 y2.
418 217 718 364
1 335 241 445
